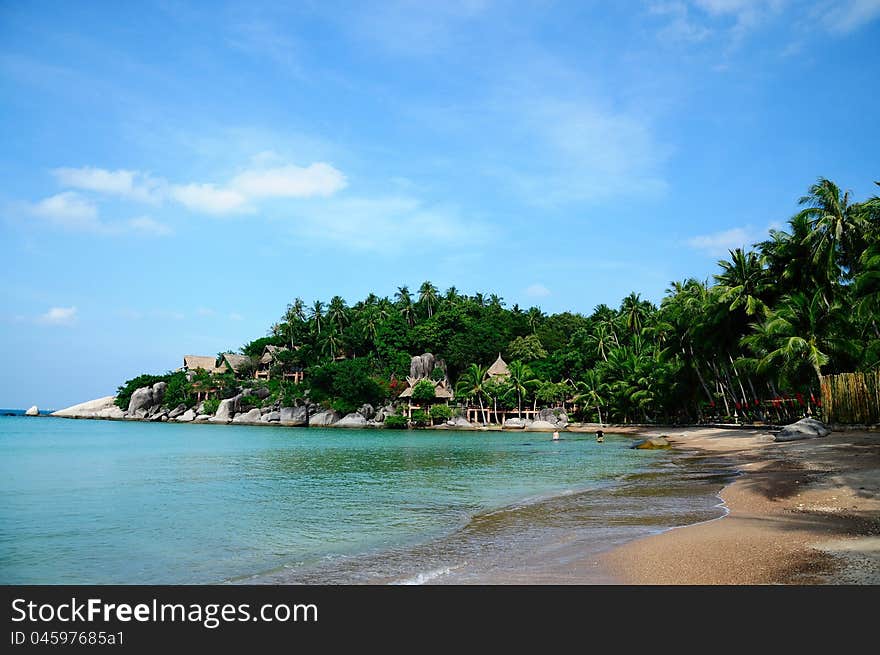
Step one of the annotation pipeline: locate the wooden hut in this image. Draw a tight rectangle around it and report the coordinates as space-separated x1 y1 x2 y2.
255 345 304 383
398 376 453 418
182 355 228 374
485 354 510 380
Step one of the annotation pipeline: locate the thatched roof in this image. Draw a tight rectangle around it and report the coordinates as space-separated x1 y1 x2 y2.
183 355 222 372
222 353 251 374
260 344 288 364
399 376 453 400
486 354 510 379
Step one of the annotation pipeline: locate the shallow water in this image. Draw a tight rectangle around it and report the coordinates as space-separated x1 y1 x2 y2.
0 416 729 584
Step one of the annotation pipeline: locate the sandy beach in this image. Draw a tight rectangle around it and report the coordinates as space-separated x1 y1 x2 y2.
596 426 880 584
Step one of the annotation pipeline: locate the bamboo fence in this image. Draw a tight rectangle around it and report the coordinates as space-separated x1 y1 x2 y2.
820 370 880 425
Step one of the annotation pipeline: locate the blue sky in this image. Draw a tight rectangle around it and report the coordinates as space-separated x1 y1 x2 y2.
1 0 878 408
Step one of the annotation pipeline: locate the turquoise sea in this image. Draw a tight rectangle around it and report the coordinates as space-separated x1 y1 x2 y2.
0 416 729 584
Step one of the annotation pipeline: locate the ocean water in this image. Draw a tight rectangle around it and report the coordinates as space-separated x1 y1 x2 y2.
0 416 729 584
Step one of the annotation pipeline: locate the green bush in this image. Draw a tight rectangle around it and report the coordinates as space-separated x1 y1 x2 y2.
115 373 170 410
239 394 260 409
163 371 190 409
383 414 408 429
430 367 446 381
411 410 430 427
411 379 436 402
202 398 220 415
429 404 453 421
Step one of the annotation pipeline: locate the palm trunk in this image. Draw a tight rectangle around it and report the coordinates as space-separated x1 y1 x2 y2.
597 405 603 427
478 396 487 426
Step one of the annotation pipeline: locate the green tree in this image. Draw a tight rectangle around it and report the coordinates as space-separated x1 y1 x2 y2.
507 334 548 362
418 281 439 318
507 360 539 418
455 363 489 425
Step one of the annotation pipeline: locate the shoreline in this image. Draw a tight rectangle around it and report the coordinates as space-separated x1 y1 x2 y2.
597 426 880 584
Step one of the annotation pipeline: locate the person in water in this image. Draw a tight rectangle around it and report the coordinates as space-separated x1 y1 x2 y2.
552 431 560 440
596 429 605 443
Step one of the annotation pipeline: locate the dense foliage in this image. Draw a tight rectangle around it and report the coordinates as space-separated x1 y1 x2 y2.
118 178 878 425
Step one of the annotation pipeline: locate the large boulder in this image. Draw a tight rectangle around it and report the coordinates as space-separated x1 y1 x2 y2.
168 404 187 419
537 408 569 427
310 410 341 426
336 412 369 427
410 353 436 380
280 406 308 425
446 416 474 429
232 408 262 424
25 405 39 416
127 386 154 415
52 396 119 418
631 436 671 449
357 404 375 420
525 420 559 431
176 409 196 422
209 398 236 422
775 417 831 442
253 387 271 400
263 411 280 423
503 417 528 429
151 381 167 406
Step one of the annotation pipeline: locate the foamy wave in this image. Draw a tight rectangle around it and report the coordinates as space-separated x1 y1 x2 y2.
394 566 455 585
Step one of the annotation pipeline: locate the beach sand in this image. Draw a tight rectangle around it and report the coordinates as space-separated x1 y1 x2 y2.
596 426 880 584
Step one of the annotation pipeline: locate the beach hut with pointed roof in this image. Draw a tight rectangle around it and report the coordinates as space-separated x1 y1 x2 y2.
182 355 228 374
485 354 510 380
221 353 252 378
255 344 304 383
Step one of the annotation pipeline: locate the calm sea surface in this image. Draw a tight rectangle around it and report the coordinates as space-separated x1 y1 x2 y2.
0 416 729 584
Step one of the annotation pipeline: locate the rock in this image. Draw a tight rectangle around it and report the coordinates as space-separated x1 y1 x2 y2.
213 398 236 421
446 416 474 428
168 404 187 419
177 409 196 422
309 410 341 426
151 381 167 405
25 405 39 416
196 401 206 414
775 417 831 442
265 411 280 422
503 418 528 428
280 406 308 425
357 404 375 420
232 408 262 424
148 412 167 422
631 436 671 449
410 353 437 380
537 408 568 426
374 411 386 423
127 387 154 415
52 396 119 418
253 387 271 400
525 420 559 431
260 407 271 415
195 414 211 421
336 412 368 427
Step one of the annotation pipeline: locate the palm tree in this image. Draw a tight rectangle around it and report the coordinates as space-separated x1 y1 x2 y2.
327 295 349 333
309 300 324 334
797 177 865 285
507 360 538 418
621 292 650 335
396 285 415 327
455 364 489 425
576 370 609 426
715 248 769 317
526 307 544 334
587 323 614 361
321 329 343 360
418 281 439 318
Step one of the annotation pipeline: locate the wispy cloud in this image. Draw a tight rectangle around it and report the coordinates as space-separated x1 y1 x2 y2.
52 167 163 203
822 0 880 33
30 192 99 228
170 183 249 215
231 163 347 199
38 306 78 326
127 216 173 236
524 283 551 298
685 226 762 255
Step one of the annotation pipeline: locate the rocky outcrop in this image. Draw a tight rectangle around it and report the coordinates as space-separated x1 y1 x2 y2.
503 417 528 428
195 414 211 421
357 404 375 420
261 410 281 423
253 387 271 400
127 387 154 415
309 410 341 426
52 396 125 419
336 412 369 427
176 409 196 422
151 381 167 405
209 398 236 423
280 406 308 425
232 408 262 424
631 436 671 449
410 353 436 379
25 405 39 416
525 420 559 431
445 416 474 429
168 404 187 419
775 417 831 442
537 408 569 427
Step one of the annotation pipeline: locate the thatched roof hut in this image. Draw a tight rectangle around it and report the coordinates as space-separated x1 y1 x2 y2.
485 354 510 379
398 376 454 400
221 353 252 375
260 344 288 365
183 355 227 374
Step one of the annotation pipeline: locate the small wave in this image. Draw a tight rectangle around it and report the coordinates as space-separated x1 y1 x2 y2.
394 565 456 585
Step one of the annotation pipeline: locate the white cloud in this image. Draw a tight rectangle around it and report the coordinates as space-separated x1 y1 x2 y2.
170 183 249 215
288 195 488 251
228 313 244 321
30 192 99 229
38 306 78 326
52 167 163 203
127 216 173 236
822 0 880 33
524 283 551 298
686 226 761 255
231 162 347 198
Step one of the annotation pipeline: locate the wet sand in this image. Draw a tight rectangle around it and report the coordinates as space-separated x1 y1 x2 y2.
599 427 880 584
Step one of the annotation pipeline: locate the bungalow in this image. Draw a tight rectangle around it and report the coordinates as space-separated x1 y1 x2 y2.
220 353 253 378
485 353 510 380
255 344 305 383
182 355 228 374
398 376 453 418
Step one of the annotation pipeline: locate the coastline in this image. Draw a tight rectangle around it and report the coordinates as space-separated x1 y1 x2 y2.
598 426 880 584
